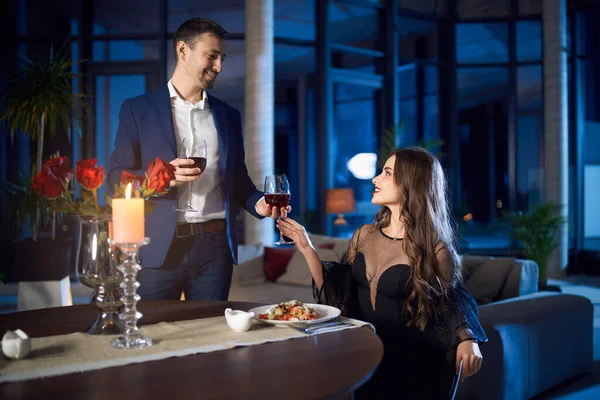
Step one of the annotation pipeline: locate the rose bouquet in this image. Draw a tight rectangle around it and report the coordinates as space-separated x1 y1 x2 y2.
113 157 175 200
33 155 106 217
32 155 175 218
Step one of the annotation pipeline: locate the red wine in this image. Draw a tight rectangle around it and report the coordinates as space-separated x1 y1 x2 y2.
265 193 291 208
182 157 207 173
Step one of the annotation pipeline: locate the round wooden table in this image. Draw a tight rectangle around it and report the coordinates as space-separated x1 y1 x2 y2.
0 300 383 399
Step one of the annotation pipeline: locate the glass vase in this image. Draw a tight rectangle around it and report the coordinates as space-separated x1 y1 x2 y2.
75 214 124 335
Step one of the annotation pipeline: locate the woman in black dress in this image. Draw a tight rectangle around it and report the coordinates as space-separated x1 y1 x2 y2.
277 147 488 399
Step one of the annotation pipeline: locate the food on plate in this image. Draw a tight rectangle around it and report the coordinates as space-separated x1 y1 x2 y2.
258 300 318 321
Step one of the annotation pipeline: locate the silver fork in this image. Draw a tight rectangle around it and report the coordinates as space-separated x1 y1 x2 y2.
288 321 353 335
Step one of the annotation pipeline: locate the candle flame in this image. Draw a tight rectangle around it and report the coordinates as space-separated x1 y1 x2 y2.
125 182 132 199
92 233 97 261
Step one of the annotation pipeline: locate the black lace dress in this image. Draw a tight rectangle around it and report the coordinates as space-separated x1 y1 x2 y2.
313 225 488 399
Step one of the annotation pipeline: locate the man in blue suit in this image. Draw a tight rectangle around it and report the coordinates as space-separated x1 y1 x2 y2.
108 18 285 301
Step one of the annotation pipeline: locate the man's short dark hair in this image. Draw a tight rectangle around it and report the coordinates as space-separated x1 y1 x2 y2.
173 18 228 61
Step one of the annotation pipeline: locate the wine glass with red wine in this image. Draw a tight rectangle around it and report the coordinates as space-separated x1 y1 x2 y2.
264 174 293 245
173 138 207 213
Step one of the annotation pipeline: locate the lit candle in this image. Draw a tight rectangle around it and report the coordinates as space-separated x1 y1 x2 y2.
112 183 145 243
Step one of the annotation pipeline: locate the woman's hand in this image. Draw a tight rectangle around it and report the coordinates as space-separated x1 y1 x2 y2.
275 218 313 254
456 340 483 382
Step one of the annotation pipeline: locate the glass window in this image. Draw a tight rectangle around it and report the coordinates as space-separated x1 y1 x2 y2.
329 1 380 50
274 44 316 215
167 0 244 33
275 1 315 41
583 55 600 250
516 66 543 214
92 40 160 61
398 0 436 14
423 65 439 145
397 65 418 147
458 0 510 19
398 64 417 98
332 83 380 201
516 115 542 212
457 67 509 105
517 65 542 111
398 17 437 63
516 66 543 213
423 94 439 144
94 0 159 35
23 0 81 36
517 21 542 62
425 65 438 94
456 23 509 64
516 65 543 216
456 67 510 251
399 98 418 146
519 0 542 17
94 75 147 202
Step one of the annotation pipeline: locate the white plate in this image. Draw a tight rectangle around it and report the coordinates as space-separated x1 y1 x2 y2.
248 303 341 327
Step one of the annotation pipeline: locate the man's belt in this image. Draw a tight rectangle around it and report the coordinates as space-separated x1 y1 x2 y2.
176 219 226 238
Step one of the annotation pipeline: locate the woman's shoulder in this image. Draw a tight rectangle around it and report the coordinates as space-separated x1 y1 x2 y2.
353 224 378 238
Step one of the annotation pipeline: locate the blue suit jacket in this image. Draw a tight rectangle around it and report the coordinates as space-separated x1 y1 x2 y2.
108 87 263 268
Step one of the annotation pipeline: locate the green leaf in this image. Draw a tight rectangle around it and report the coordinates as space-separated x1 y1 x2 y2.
104 192 113 208
377 122 404 169
0 40 92 165
144 201 157 215
503 202 567 271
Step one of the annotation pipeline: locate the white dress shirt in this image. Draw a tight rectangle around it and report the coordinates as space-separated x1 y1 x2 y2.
168 80 225 223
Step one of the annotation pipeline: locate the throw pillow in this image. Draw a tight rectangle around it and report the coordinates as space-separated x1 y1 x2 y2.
263 247 295 282
278 248 341 286
464 257 515 305
317 242 336 250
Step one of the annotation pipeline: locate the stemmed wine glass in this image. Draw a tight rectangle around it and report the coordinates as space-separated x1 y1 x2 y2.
173 137 207 213
264 174 294 245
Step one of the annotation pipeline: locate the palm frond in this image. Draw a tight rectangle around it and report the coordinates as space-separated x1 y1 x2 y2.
2 171 53 237
0 42 91 143
378 122 404 169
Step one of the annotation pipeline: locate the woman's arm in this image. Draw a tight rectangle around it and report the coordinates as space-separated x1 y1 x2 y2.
277 220 362 315
435 246 487 380
276 218 324 287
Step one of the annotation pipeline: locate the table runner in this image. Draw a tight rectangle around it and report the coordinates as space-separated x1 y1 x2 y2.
0 316 372 383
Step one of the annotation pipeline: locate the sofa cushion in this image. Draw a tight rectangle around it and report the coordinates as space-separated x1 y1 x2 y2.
231 256 266 286
277 247 340 286
263 247 295 282
228 281 314 304
465 257 515 304
459 255 488 281
308 234 350 261
237 243 264 265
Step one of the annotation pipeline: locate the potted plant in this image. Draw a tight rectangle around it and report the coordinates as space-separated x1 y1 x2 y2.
1 43 90 283
504 202 567 291
1 42 89 241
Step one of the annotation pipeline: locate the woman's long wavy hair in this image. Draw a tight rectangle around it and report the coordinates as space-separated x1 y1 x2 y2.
374 147 462 331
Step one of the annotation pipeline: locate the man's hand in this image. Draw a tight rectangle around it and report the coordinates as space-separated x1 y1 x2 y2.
255 197 291 219
169 158 202 188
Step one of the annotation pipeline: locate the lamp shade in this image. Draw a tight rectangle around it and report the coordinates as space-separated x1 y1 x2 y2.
325 188 356 214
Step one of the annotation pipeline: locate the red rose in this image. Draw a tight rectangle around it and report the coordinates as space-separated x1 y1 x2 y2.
120 171 144 191
145 157 175 194
33 167 65 199
45 155 73 182
75 158 104 191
